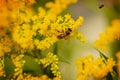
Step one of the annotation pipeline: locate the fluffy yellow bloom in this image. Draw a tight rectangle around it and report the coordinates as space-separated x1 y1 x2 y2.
22 74 60 80
37 52 61 79
94 19 120 51
11 54 25 80
13 12 84 50
34 36 58 50
0 29 13 57
22 74 50 80
13 24 35 49
9 0 84 51
116 51 120 77
76 54 115 80
0 57 5 77
45 0 77 21
0 0 35 27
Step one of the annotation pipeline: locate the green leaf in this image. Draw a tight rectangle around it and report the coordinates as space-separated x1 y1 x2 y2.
113 66 118 74
0 76 7 80
4 56 15 79
57 55 69 63
53 42 58 55
112 66 119 80
23 55 43 75
106 72 113 80
43 65 54 78
96 49 108 60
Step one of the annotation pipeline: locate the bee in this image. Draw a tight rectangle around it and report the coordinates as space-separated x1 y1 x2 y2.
98 0 105 9
57 28 72 39
99 4 104 8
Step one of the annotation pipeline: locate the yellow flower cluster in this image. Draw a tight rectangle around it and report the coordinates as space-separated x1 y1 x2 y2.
0 0 35 26
94 19 120 51
0 0 35 56
11 0 84 50
76 54 115 80
45 0 77 21
116 51 120 77
22 74 61 80
34 36 58 50
0 29 13 57
22 74 51 80
0 57 5 77
13 24 35 49
37 52 61 79
11 54 25 80
12 14 84 50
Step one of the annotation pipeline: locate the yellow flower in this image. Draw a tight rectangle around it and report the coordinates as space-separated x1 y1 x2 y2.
116 51 120 77
0 0 34 27
38 52 61 79
22 74 60 80
45 0 77 17
0 30 13 56
11 54 25 80
76 54 115 80
12 24 35 49
34 36 58 50
8 0 84 51
0 57 5 77
94 19 120 51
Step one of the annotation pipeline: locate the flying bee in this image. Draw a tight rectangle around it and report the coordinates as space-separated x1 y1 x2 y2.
98 0 105 9
99 4 104 8
57 28 72 39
